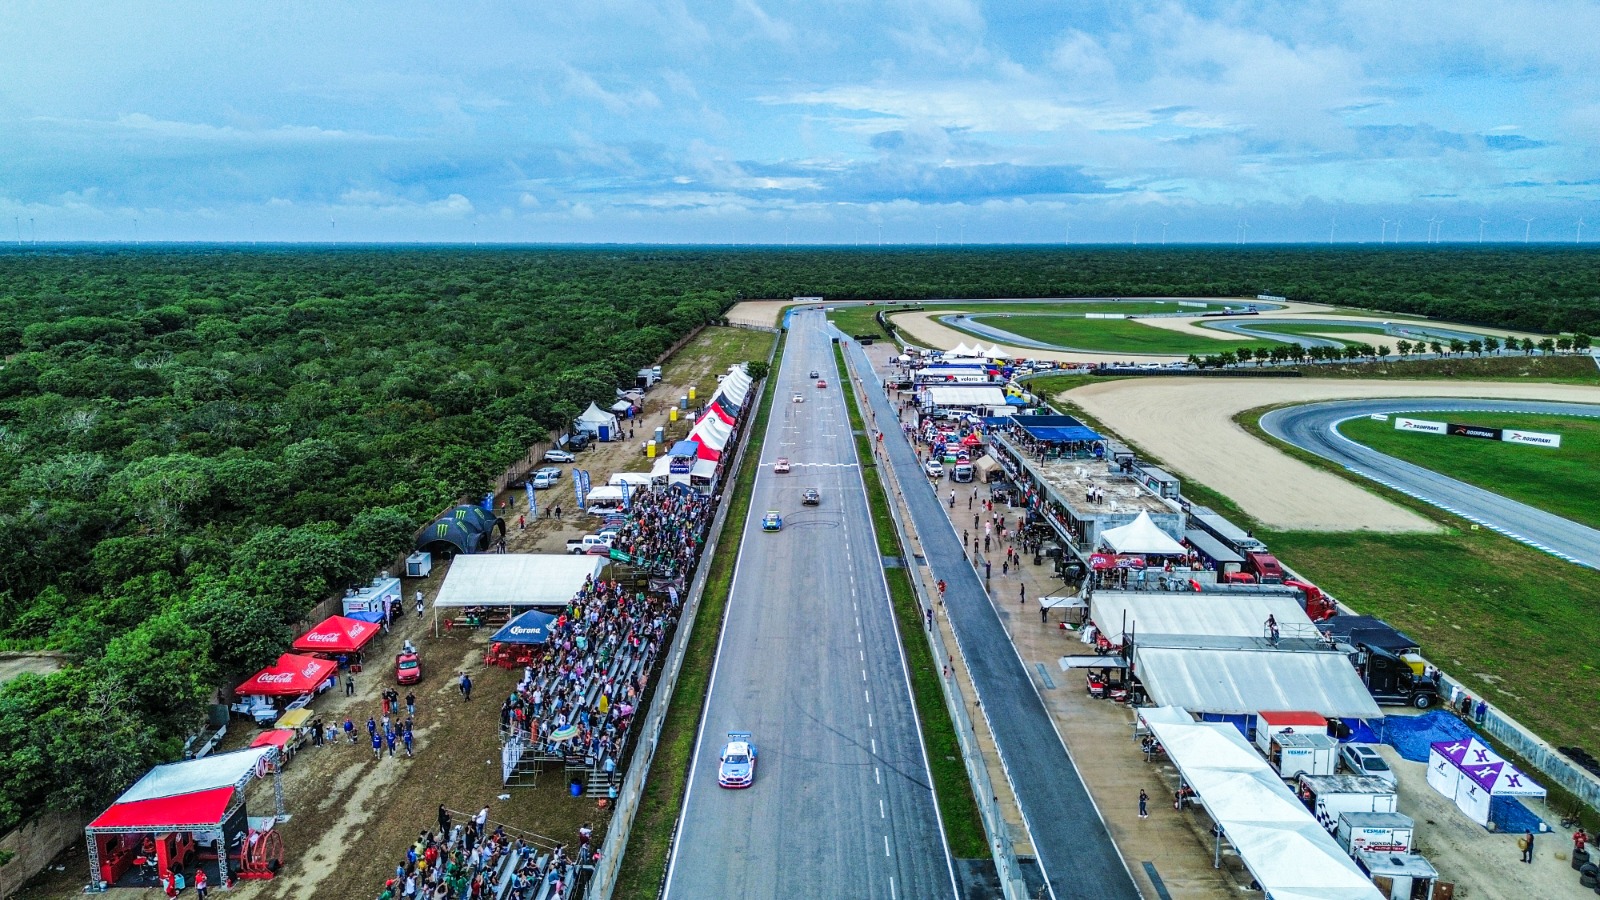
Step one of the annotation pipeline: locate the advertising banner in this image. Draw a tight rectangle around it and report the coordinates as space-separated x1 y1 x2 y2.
1502 429 1562 448
1394 417 1447 435
575 469 591 510
1448 423 1502 441
525 480 536 518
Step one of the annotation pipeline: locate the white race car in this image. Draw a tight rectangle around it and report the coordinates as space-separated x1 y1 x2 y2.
718 732 757 789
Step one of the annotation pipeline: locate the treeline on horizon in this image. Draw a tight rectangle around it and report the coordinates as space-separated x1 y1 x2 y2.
0 243 1594 830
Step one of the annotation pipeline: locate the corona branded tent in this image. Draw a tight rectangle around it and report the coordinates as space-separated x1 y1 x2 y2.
292 615 380 655
237 653 337 697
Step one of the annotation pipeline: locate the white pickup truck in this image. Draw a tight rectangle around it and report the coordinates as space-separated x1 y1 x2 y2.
566 534 613 555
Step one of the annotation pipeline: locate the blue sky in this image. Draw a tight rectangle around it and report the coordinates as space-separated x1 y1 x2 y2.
1 0 1596 243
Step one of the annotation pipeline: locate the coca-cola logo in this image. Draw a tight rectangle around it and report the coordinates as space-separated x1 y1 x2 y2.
303 632 340 643
301 663 324 677
257 672 296 683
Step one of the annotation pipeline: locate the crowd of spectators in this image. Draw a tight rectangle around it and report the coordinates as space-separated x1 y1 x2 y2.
373 806 596 900
606 489 713 578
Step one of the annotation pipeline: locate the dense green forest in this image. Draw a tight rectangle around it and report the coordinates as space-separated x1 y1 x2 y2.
0 243 1596 830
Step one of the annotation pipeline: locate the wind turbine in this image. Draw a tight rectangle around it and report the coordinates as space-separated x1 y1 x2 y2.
1427 215 1441 244
1329 217 1337 244
959 223 964 246
1380 218 1390 243
934 224 940 245
13 217 19 245
1161 222 1170 244
1063 223 1071 245
133 218 139 244
1521 217 1534 243
1578 217 1587 243
1394 219 1402 243
1133 222 1140 245
1239 220 1250 244
1478 218 1487 243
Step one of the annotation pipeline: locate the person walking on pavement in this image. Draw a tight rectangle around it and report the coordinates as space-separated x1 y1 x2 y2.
983 560 991 581
1139 789 1149 819
948 489 955 508
1520 830 1535 863
1020 584 1026 605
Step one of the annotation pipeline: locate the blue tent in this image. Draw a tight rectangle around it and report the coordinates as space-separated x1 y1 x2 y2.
491 609 558 645
346 609 386 624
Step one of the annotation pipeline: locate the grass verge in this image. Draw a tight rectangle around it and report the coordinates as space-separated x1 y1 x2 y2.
827 304 910 342
613 333 784 899
1289 353 1600 383
1339 412 1600 530
835 343 988 859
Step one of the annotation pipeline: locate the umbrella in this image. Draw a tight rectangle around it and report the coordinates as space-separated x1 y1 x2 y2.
491 610 558 645
549 724 580 743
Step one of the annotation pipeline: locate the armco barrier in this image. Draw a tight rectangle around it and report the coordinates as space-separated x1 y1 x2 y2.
588 335 777 899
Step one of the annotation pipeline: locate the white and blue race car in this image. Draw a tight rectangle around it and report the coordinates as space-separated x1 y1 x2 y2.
718 732 757 789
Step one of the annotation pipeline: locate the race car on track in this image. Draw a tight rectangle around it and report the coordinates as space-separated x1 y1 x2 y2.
809 370 820 378
802 488 820 506
774 458 791 473
761 510 783 531
816 378 827 388
792 392 804 403
718 732 757 788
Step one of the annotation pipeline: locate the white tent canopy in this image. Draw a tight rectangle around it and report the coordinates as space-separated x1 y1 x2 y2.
609 399 634 414
608 472 654 487
575 402 619 433
1099 511 1187 556
1427 737 1545 826
1149 716 1384 900
949 342 974 356
690 415 733 449
921 385 1007 408
1135 646 1382 718
1090 590 1310 644
433 554 604 608
985 345 1009 358
115 747 276 805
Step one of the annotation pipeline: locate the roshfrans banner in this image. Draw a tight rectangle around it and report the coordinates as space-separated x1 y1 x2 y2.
1394 417 1447 434
1502 429 1563 448
1449 423 1502 441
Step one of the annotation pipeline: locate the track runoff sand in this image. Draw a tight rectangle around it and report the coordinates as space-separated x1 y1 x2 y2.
724 299 788 328
1062 377 1600 532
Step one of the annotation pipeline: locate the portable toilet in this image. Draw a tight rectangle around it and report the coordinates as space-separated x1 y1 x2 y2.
653 426 665 445
679 395 689 409
598 423 612 442
647 441 656 458
670 408 679 422
688 386 697 401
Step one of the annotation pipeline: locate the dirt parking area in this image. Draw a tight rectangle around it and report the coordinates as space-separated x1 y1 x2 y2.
723 299 788 328
1063 377 1600 532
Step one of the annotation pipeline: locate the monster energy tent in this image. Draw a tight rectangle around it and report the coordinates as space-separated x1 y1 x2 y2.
416 504 506 556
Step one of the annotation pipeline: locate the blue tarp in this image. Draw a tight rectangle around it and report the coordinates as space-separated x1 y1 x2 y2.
1490 795 1546 834
346 609 386 624
1013 414 1102 443
1380 710 1476 762
668 440 701 457
492 610 558 645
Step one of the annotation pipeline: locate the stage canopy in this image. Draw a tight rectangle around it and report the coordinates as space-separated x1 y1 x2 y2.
1013 414 1102 444
292 615 381 654
1135 646 1382 719
88 746 276 831
921 385 1007 408
1099 512 1187 556
238 653 337 697
1148 716 1383 900
491 609 559 644
433 554 604 608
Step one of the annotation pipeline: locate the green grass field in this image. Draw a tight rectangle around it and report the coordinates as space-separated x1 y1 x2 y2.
826 304 910 341
954 314 1268 354
1340 412 1600 530
1243 322 1386 341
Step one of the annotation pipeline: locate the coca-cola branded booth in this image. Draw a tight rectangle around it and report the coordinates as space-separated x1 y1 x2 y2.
291 615 380 659
237 654 337 698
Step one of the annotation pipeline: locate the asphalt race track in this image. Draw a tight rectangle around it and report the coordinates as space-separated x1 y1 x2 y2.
664 309 956 900
842 339 1141 900
1262 398 1600 569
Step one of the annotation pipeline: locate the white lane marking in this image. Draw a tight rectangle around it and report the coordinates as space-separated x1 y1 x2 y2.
862 669 867 682
857 632 861 643
875 766 881 785
885 835 891 857
860 649 864 661
855 616 860 628
880 797 886 818
890 877 896 900
865 688 871 704
872 737 877 755
868 713 873 728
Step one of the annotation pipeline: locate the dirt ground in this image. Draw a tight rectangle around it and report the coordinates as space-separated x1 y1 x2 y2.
722 299 787 328
1063 377 1600 532
16 328 772 900
0 651 62 684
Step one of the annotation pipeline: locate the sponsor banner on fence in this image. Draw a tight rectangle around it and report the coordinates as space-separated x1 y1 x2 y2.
1502 429 1562 448
1395 417 1447 434
1369 414 1390 421
1449 423 1502 441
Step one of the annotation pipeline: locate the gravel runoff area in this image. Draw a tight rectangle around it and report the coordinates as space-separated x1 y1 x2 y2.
723 299 788 328
1062 378 1600 532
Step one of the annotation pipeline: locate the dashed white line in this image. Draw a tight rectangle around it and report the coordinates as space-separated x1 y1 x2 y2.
859 649 864 661
865 688 871 704
884 835 891 857
868 713 873 728
890 877 896 900
875 766 881 785
871 737 877 755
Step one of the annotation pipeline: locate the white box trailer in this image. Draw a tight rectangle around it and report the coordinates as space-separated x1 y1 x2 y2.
1337 811 1414 855
1267 732 1339 780
1254 710 1329 754
1297 773 1399 833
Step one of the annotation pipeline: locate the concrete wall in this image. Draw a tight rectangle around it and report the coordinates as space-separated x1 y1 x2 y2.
0 809 88 899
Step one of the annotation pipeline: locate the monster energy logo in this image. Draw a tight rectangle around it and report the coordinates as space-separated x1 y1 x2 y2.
436 523 450 536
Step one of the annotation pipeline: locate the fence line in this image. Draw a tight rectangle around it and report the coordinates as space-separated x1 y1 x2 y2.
843 349 1029 900
587 333 777 899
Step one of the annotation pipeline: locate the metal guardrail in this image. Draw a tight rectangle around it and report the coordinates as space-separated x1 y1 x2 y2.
587 335 778 899
842 349 1030 900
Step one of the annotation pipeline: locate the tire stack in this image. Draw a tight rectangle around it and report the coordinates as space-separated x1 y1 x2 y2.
1580 860 1597 891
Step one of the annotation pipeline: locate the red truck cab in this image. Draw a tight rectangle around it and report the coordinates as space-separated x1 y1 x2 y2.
1244 551 1285 584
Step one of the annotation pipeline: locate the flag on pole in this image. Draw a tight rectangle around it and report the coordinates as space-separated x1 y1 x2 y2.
525 480 537 518
575 470 591 510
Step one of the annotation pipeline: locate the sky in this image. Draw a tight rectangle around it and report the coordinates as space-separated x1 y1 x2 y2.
1 0 1597 244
